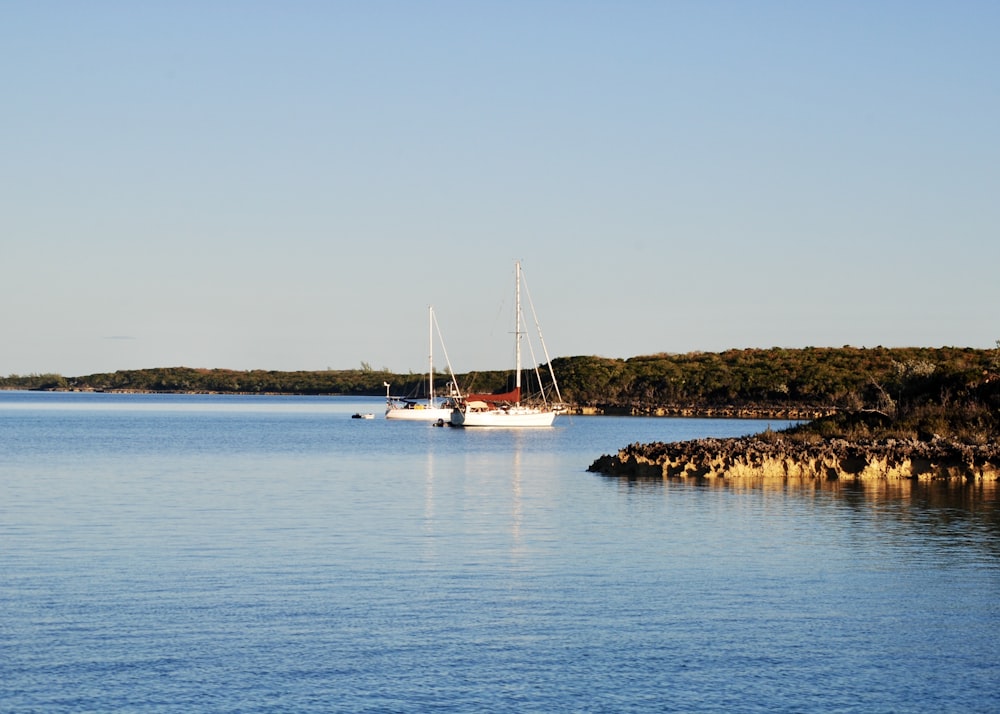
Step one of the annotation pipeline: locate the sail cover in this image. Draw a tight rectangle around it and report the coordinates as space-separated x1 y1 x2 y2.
463 387 520 404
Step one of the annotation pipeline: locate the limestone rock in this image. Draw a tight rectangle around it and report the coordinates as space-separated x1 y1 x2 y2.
588 434 1000 482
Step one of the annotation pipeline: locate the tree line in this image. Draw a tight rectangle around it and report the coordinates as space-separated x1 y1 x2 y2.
3 346 998 415
554 346 999 411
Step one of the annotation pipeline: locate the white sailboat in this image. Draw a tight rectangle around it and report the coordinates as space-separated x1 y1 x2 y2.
385 306 461 422
451 261 564 428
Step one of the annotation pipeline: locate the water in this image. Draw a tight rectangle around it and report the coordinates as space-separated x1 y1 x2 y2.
2 391 998 713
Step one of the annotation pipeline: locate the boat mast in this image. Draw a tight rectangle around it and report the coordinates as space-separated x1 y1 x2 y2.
514 261 522 402
428 305 435 407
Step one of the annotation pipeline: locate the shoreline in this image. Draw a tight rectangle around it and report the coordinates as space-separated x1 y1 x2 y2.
588 435 1000 483
4 388 830 420
566 404 832 420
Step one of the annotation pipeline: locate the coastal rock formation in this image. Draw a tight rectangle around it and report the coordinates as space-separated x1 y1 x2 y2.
567 404 832 420
588 435 1000 482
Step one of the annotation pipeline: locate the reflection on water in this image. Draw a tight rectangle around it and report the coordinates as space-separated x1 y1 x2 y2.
511 445 524 557
608 474 1000 559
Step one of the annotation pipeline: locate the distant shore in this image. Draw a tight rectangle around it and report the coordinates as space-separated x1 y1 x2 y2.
4 387 831 421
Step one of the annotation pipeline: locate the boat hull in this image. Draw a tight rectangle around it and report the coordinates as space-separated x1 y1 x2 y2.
385 406 453 422
451 406 556 427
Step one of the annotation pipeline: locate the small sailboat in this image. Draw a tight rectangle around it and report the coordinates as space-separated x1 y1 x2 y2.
385 306 462 422
451 262 564 428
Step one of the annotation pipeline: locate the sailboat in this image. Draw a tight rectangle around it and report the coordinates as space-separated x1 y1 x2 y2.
385 306 462 422
451 261 564 428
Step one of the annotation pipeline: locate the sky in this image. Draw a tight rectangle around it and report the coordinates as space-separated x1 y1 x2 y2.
3 1 998 377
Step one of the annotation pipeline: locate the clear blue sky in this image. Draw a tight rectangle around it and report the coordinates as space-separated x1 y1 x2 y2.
3 1 998 377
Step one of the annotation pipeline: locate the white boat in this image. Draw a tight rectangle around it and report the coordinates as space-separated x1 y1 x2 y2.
351 412 374 419
451 261 564 428
385 306 462 422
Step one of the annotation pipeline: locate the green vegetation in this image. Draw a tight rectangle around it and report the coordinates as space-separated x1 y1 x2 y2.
0 366 516 398
1 367 398 395
783 385 1000 445
3 346 999 440
552 346 998 411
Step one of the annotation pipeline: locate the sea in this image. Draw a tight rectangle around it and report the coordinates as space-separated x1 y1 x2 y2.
2 390 998 713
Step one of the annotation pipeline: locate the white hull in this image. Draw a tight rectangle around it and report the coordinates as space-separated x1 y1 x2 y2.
451 405 556 428
385 405 453 422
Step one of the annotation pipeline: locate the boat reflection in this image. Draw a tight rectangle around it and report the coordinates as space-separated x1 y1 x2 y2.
417 429 542 565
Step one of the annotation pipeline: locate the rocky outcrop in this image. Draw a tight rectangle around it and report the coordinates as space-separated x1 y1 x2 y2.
588 435 1000 482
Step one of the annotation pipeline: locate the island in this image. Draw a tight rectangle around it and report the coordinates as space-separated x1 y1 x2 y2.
589 407 1000 484
584 345 1000 483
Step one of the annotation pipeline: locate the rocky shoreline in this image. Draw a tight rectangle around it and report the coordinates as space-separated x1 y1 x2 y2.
588 435 1000 482
568 404 833 420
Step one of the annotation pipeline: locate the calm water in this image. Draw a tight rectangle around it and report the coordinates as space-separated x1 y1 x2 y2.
2 391 998 713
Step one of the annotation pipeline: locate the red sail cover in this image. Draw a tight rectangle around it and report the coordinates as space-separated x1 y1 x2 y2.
463 387 520 404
